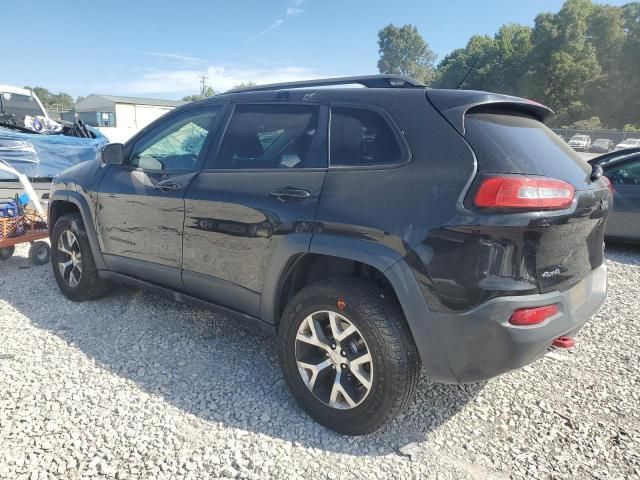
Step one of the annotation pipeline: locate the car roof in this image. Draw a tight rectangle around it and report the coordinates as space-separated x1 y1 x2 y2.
590 147 640 165
0 84 33 96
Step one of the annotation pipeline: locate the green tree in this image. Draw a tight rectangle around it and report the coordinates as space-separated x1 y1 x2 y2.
181 85 217 102
523 0 601 125
23 86 75 111
377 24 437 84
231 81 257 90
566 116 603 129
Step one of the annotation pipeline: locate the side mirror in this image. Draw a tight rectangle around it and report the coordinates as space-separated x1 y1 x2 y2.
101 143 124 165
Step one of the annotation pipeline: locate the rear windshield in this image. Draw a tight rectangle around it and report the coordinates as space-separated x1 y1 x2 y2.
465 110 591 186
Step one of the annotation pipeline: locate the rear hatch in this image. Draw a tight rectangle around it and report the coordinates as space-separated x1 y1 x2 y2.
427 90 610 297
462 109 609 293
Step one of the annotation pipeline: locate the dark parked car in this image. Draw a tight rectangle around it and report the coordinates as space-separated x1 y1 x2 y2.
591 149 640 242
48 75 611 435
590 138 615 153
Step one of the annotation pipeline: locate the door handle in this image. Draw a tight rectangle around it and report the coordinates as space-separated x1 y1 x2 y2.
153 181 182 192
269 188 311 200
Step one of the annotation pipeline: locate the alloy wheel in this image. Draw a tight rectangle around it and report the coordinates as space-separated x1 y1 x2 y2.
57 230 83 287
295 310 373 410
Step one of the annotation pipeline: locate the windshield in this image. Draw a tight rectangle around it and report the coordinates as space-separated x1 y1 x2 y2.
0 92 46 126
571 135 588 141
593 139 608 144
623 139 640 146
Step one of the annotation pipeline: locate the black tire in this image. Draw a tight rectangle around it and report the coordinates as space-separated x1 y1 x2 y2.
51 213 111 301
278 278 421 435
29 241 50 266
0 246 15 261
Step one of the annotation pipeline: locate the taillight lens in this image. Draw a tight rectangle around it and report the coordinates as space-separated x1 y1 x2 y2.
475 175 575 210
509 304 559 326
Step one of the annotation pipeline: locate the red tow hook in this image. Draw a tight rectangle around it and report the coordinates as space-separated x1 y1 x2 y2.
552 336 575 348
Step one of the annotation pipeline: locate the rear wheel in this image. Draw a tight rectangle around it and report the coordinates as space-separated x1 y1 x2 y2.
51 213 111 301
0 246 15 261
277 279 421 435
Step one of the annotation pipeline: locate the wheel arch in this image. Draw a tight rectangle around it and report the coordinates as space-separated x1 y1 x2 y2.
260 234 457 383
261 233 414 322
48 191 106 270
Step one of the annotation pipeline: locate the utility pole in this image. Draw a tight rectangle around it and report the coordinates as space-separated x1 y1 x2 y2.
199 75 208 97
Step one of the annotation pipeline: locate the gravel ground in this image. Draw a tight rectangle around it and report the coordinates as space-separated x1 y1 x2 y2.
0 244 639 480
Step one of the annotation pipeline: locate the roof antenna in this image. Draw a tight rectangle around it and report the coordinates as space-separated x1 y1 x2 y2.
456 56 480 89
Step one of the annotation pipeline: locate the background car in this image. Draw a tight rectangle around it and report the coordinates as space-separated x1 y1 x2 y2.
592 149 640 242
590 138 615 153
568 134 591 151
614 138 640 151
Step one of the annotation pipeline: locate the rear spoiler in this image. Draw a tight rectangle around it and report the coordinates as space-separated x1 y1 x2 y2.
426 89 554 135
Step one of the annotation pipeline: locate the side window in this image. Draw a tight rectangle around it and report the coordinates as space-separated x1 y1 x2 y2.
607 159 640 185
215 104 321 169
130 106 222 171
330 106 404 167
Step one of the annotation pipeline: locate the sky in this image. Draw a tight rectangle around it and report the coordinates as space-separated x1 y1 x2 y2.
4 0 630 99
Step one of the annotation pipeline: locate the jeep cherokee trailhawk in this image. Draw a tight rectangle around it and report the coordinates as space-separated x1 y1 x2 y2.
49 75 610 435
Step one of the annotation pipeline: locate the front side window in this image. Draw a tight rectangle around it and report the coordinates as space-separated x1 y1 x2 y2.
215 104 321 169
607 159 640 185
130 106 222 171
330 107 404 166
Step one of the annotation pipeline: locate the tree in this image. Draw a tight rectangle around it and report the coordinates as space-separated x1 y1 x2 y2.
377 24 437 84
566 116 603 129
517 0 602 125
231 81 257 90
430 0 640 128
181 85 217 102
23 86 75 112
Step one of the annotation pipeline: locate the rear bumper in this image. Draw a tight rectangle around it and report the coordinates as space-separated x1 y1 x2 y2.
428 263 607 383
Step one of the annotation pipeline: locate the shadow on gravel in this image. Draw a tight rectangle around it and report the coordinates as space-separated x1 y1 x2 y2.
3 255 482 456
605 242 640 266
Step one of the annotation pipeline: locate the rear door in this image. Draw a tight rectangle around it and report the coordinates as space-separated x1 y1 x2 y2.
182 103 328 316
96 104 225 289
603 156 640 240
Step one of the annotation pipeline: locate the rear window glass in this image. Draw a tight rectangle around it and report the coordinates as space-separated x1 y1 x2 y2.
465 111 591 183
330 107 404 167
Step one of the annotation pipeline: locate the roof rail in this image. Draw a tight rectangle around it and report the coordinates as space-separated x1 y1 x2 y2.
224 75 426 94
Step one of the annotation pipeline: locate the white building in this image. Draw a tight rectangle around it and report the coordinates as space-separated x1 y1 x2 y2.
69 95 185 143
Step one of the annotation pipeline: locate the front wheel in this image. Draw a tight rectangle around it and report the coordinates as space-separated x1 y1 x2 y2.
51 213 111 301
277 279 421 435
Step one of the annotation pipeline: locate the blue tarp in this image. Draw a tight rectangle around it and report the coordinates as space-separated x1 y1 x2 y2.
0 126 107 180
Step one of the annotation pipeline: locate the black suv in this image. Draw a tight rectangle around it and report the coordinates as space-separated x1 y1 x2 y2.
49 75 610 435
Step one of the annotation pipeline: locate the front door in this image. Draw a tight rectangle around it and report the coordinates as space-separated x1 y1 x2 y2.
96 104 225 289
605 156 640 240
182 103 328 316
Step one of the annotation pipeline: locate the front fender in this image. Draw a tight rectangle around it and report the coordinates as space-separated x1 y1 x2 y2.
49 190 105 270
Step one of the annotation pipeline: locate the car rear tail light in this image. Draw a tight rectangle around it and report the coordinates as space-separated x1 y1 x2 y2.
509 304 559 326
601 176 614 196
474 176 575 210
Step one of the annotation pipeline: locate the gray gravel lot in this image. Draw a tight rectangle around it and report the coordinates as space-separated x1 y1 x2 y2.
1 243 639 479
